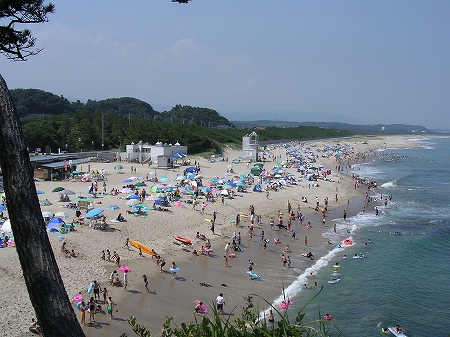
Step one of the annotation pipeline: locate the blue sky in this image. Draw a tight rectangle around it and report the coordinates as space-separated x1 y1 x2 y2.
1 0 449 129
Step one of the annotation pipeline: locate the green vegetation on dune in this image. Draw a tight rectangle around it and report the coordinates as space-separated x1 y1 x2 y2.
20 111 354 154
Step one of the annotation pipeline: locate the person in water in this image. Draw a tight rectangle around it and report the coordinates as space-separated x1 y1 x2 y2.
395 325 406 333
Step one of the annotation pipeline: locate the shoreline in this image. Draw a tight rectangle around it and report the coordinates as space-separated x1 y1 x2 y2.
0 135 428 337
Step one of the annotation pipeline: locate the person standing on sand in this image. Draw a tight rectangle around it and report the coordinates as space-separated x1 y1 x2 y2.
88 297 96 324
110 270 117 284
102 287 108 303
304 236 308 247
92 280 101 301
143 274 149 292
224 255 229 267
171 262 178 278
213 211 217 223
123 269 129 291
159 257 166 272
107 297 114 319
216 293 225 314
122 238 130 250
79 301 87 325
343 210 347 220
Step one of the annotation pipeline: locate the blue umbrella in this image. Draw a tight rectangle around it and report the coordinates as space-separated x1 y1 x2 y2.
124 178 133 183
0 205 4 212
48 217 65 225
127 194 139 199
107 205 119 210
86 208 104 219
36 190 45 194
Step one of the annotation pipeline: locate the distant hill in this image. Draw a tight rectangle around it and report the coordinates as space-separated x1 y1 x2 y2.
157 105 234 128
11 88 74 117
232 120 431 134
10 89 234 128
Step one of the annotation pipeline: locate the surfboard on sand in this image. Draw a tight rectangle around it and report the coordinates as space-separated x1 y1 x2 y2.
129 239 157 257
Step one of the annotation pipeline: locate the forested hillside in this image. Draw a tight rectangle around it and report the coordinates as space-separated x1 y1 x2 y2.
12 88 355 154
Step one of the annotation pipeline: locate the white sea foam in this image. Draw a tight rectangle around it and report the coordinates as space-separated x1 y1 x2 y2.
380 180 397 189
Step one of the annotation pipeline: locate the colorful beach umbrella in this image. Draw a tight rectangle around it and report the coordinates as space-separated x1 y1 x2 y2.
52 187 65 193
59 189 76 195
86 208 103 219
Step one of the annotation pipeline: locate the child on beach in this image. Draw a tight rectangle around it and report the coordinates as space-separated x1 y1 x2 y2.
224 255 228 267
107 297 114 319
102 287 108 303
123 270 129 291
79 301 86 325
143 274 149 292
171 262 178 278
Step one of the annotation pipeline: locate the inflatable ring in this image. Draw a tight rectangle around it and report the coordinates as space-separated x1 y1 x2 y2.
324 315 333 321
280 301 293 309
73 295 83 302
274 238 280 244
343 238 353 246
229 253 236 258
169 267 180 273
76 301 83 311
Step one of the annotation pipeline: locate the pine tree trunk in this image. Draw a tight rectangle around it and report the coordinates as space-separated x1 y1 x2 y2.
0 75 85 336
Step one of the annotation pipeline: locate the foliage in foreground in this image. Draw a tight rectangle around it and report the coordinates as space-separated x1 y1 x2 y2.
125 289 343 337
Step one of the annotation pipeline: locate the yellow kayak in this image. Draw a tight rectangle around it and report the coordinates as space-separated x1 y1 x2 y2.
129 239 157 257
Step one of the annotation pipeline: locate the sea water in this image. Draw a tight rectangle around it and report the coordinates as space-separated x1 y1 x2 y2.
278 137 450 336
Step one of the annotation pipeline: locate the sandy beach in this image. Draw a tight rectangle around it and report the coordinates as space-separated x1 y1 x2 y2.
0 135 424 337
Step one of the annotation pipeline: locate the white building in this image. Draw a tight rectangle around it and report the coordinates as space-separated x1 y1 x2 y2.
242 131 259 162
120 141 187 167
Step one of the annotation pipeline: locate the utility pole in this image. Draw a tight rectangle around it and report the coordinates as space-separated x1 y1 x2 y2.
101 113 104 151
68 117 73 152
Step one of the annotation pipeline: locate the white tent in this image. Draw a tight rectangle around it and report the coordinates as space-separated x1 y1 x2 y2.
1 219 12 233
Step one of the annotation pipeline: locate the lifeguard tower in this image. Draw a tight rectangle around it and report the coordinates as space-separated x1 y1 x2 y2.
242 131 259 162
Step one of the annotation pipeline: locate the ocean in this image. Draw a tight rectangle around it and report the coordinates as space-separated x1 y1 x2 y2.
276 136 450 336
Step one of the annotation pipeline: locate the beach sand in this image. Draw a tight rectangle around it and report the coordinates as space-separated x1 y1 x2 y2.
0 135 423 336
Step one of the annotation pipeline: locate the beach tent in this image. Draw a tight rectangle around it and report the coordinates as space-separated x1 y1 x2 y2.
251 167 262 176
253 184 263 192
185 167 198 173
47 217 65 231
1 219 12 233
172 152 186 159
